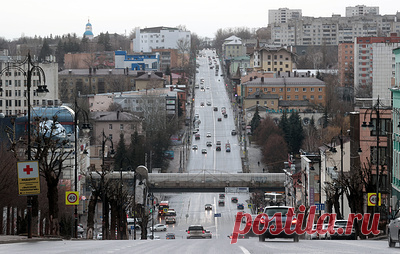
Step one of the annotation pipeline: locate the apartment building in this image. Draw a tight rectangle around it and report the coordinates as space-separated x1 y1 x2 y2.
354 35 400 106
270 13 400 46
64 52 115 69
0 56 59 117
345 5 379 17
249 45 295 73
242 76 326 107
223 36 246 60
133 27 191 53
268 8 302 24
338 43 355 87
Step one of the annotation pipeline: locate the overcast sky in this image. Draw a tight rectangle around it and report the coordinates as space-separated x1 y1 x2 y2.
2 1 398 40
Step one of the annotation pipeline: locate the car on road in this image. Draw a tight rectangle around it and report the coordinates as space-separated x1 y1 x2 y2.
237 203 244 210
202 149 207 154
218 200 225 206
216 145 221 151
224 113 228 118
219 193 225 199
195 134 200 140
96 233 102 240
150 224 167 232
187 225 205 239
147 233 161 240
225 143 231 152
231 197 238 203
166 233 175 239
231 130 237 136
389 208 400 247
203 230 212 238
330 220 356 240
217 117 222 121
200 102 204 106
206 132 211 137
259 206 299 242
192 145 198 150
165 216 176 224
206 141 212 147
207 101 211 106
205 204 212 210
213 107 218 111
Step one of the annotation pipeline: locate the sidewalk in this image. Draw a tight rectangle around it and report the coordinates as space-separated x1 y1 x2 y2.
0 235 62 244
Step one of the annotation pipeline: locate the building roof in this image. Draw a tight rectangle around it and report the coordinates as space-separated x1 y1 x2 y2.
141 26 179 33
91 111 140 121
245 77 325 87
136 72 164 80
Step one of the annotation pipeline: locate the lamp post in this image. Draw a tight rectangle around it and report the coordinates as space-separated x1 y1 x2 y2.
0 52 49 238
73 98 91 238
101 130 114 240
361 97 383 215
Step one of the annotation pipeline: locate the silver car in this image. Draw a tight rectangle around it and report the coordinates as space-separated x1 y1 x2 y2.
389 208 400 247
186 225 205 239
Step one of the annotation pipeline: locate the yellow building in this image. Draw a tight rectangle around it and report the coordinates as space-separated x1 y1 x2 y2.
249 45 295 73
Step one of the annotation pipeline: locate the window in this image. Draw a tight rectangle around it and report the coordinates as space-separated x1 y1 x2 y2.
303 88 307 92
370 146 388 165
295 88 299 92
287 96 291 100
318 88 322 92
318 95 322 99
310 95 314 100
109 134 113 140
295 95 299 99
287 88 291 92
249 88 253 92
109 124 113 130
370 118 391 137
264 88 268 92
303 95 307 99
272 88 276 92
271 101 274 105
279 88 283 92
311 88 315 92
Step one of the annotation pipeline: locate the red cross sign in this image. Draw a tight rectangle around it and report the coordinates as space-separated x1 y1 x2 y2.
17 161 40 196
24 165 33 175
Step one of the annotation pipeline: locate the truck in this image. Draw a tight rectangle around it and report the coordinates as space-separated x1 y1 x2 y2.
158 201 169 216
165 209 176 224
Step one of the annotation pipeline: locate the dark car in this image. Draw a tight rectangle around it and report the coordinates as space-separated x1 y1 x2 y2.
213 107 218 111
231 197 238 203
237 203 244 210
166 233 175 239
218 200 225 206
217 118 222 121
231 130 237 136
219 194 225 199
259 206 299 242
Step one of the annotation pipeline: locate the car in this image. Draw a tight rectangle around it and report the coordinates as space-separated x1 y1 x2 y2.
259 206 299 242
203 230 212 238
206 141 212 147
231 130 237 136
330 220 356 240
216 146 221 151
224 113 228 118
218 200 225 206
202 149 207 154
217 118 222 121
216 141 221 146
206 132 211 137
237 203 244 210
146 233 161 240
187 225 205 239
231 197 238 203
213 107 218 111
150 224 167 232
205 204 212 210
206 87 210 90
225 143 231 152
206 101 211 106
165 216 176 224
192 145 198 150
166 233 175 239
219 193 225 199
96 233 102 240
195 134 200 140
389 208 400 247
195 114 200 119
201 87 205 91
200 102 205 106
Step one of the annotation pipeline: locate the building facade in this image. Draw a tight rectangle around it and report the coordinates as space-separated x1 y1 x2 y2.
249 45 295 73
268 8 302 24
222 36 246 59
345 5 379 17
133 27 191 53
338 43 355 87
114 50 160 71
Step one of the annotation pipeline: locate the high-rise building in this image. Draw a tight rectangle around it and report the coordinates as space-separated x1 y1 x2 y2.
345 5 379 17
268 8 302 24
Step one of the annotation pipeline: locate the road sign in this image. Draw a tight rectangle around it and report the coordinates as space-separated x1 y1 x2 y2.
214 213 221 217
66 191 79 205
248 204 252 209
163 208 168 213
315 203 325 211
368 193 381 206
17 161 40 195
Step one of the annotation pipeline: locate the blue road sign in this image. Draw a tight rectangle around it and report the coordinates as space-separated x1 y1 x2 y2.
214 213 221 217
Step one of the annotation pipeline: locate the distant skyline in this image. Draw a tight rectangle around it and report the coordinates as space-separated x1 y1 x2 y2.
2 1 398 41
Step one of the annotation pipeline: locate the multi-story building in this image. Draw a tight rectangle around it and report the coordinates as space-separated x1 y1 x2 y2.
345 5 379 17
269 13 400 46
242 76 326 107
0 55 59 117
249 44 295 73
114 50 160 71
64 52 115 69
268 8 302 24
338 43 355 87
133 27 191 53
354 35 400 106
223 36 246 60
152 48 179 72
58 69 165 103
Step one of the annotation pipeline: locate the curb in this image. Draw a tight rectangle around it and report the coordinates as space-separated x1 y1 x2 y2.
0 236 63 244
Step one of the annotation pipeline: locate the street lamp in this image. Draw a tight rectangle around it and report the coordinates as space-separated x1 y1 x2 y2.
361 97 384 215
101 130 115 240
0 52 49 238
73 98 91 238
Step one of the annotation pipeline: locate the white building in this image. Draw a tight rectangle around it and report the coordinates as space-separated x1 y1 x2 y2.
345 5 379 17
133 27 191 53
0 55 59 117
268 8 302 24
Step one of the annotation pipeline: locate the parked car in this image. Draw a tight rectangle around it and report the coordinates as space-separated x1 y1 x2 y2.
187 225 205 239
389 208 400 247
207 101 212 106
203 230 212 238
200 102 205 106
259 206 299 242
231 197 238 203
166 233 175 239
150 224 167 232
205 204 212 210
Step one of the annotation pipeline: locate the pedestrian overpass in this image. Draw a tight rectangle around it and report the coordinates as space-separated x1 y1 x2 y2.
147 172 285 193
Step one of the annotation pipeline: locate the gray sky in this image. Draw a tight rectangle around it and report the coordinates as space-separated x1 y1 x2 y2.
2 0 398 40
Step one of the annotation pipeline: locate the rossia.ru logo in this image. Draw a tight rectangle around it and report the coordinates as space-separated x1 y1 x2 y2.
230 205 380 244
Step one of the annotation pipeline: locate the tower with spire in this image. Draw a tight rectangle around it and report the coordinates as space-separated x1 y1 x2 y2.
83 19 94 40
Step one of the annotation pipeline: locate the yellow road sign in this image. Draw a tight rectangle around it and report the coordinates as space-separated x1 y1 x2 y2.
368 193 381 206
66 191 79 205
17 161 40 195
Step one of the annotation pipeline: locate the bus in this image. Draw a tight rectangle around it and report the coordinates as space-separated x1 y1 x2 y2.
158 201 169 215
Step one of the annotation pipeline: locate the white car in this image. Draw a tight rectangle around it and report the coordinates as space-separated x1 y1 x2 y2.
206 132 211 137
96 233 102 240
150 224 167 232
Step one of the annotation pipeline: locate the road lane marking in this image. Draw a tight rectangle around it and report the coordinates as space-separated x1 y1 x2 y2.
238 246 251 254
